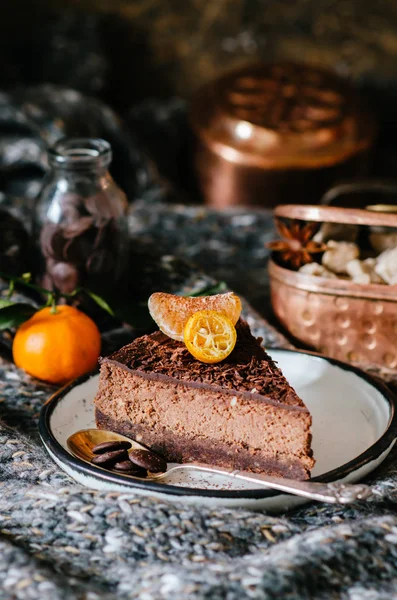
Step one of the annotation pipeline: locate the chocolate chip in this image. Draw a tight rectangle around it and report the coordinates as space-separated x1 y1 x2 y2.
40 223 65 259
49 261 80 295
128 449 167 473
91 449 128 466
92 441 132 454
62 216 94 238
112 461 147 477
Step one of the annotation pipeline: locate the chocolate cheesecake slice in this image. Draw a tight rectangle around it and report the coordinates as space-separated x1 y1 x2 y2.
94 320 314 479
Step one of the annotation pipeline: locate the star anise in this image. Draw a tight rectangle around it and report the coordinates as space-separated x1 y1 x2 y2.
267 218 327 269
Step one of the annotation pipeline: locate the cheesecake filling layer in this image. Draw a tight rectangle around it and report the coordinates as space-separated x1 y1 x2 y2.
94 321 314 479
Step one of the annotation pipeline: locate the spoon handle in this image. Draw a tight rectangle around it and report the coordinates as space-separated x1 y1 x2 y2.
175 464 373 504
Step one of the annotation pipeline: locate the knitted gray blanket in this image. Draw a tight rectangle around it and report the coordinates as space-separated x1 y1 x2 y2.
1 202 397 599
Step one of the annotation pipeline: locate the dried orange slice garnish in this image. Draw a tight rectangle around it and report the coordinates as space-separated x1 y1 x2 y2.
183 310 237 364
148 292 242 341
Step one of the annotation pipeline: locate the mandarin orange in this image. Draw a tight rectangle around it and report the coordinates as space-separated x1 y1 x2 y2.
12 305 101 384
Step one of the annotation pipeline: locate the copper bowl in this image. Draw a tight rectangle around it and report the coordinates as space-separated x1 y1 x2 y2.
190 62 377 208
269 204 397 371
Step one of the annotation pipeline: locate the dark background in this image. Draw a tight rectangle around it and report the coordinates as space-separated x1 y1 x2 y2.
2 0 397 112
1 0 397 207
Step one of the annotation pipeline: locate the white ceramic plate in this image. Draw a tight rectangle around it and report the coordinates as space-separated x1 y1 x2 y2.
39 349 397 512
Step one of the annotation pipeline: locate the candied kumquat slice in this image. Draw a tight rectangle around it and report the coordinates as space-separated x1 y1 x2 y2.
183 310 237 364
148 291 242 341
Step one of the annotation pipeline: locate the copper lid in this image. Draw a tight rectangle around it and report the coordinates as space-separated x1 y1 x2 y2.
274 204 397 227
190 63 377 170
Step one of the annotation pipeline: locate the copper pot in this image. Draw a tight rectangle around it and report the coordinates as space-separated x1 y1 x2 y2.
190 62 377 208
269 203 397 372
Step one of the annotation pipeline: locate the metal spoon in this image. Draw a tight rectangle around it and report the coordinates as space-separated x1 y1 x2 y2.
67 429 373 504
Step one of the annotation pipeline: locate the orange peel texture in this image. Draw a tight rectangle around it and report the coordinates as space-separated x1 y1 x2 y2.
148 292 242 342
13 305 101 384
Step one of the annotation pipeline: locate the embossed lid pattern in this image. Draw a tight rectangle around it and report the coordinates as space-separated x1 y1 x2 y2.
191 63 377 169
275 204 397 228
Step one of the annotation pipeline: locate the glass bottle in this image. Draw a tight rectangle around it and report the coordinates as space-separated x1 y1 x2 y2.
36 138 129 298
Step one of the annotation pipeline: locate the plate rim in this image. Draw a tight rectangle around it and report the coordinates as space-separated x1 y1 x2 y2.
39 348 397 499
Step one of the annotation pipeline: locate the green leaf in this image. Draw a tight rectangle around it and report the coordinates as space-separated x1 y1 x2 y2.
0 303 37 330
84 291 115 317
0 298 16 309
188 281 228 297
0 271 54 298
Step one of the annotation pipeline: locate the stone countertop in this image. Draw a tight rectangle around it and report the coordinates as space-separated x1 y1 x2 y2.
1 201 397 599
128 200 276 320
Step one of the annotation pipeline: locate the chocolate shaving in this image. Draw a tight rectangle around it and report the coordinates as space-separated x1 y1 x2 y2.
61 216 94 239
40 209 121 292
106 320 301 407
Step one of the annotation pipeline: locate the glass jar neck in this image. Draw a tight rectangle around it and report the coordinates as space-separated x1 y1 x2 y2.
48 138 112 173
